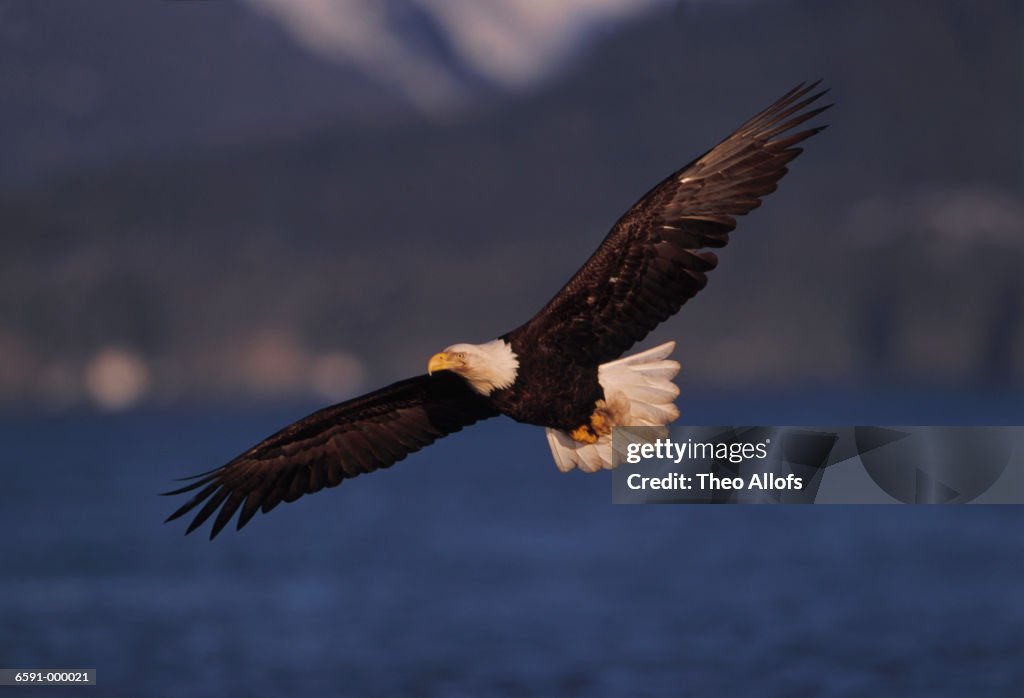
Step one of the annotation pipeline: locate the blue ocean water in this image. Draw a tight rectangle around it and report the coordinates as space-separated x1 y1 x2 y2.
1 391 1022 697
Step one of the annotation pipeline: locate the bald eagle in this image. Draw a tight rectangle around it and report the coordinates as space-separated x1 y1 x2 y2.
167 82 830 538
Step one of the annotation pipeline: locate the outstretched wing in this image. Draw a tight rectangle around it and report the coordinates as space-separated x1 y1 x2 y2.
508 82 830 365
164 372 497 538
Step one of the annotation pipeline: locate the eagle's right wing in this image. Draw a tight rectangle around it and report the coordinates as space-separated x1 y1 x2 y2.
164 372 497 538
508 82 830 366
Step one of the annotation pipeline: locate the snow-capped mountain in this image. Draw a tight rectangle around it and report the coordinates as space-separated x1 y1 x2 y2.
247 0 668 111
0 0 670 184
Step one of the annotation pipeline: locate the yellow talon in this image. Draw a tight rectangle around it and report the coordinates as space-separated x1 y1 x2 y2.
590 411 612 436
570 407 615 444
570 425 599 444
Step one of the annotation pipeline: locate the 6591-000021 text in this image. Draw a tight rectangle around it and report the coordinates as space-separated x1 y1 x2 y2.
0 669 96 686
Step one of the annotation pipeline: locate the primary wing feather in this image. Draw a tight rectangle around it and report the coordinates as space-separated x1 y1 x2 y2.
164 372 497 538
509 82 831 365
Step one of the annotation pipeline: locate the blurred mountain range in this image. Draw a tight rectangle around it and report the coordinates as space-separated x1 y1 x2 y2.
1 0 1021 409
249 0 668 111
0 0 667 186
0 0 402 186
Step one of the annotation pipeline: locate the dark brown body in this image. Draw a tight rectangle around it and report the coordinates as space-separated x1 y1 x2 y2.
487 337 605 432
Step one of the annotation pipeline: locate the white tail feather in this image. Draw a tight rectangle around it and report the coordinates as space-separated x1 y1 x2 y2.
544 341 681 473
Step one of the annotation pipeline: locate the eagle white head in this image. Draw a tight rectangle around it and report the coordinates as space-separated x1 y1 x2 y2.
428 339 519 396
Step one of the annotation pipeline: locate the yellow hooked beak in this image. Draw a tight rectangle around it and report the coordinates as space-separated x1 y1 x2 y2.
428 352 455 375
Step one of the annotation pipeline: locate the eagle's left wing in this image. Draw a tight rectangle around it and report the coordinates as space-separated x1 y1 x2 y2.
507 82 830 365
164 372 497 538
